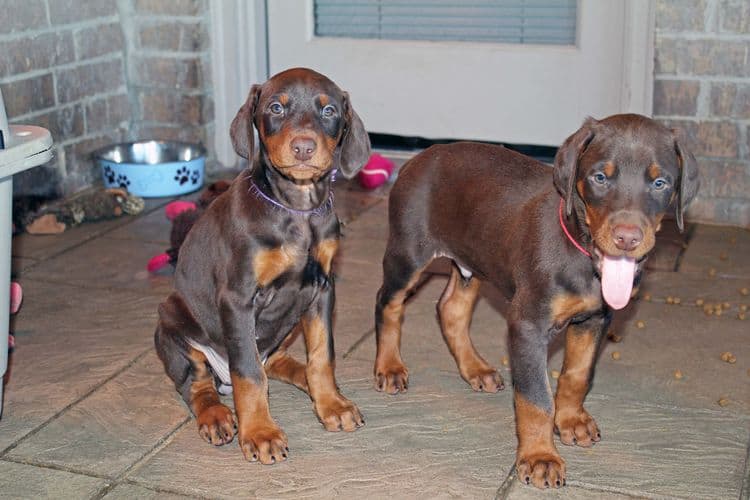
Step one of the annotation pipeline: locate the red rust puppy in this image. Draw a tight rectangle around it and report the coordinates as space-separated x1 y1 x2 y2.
155 68 370 464
373 114 698 488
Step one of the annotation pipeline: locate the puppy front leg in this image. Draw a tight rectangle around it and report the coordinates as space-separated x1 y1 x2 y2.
554 313 609 447
223 297 288 464
303 286 365 432
510 320 565 489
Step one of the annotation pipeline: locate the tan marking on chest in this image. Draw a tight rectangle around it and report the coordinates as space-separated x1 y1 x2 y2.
253 245 300 287
550 293 601 327
314 239 339 275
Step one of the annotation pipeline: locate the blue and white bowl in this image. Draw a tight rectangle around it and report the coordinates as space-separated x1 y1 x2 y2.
93 141 205 198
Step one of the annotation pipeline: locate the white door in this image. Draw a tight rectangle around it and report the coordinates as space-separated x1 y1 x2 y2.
266 0 653 146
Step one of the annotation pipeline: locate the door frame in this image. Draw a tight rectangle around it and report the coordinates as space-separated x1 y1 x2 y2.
209 0 269 167
210 0 654 166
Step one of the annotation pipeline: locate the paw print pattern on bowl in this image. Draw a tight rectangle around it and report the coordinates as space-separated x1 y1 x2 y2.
174 166 190 185
116 174 131 189
104 165 116 184
94 141 205 197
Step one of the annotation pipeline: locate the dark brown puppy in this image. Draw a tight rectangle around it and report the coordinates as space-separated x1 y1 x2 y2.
374 114 698 488
155 68 370 464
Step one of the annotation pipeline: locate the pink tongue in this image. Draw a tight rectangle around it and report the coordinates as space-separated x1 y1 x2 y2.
601 255 637 310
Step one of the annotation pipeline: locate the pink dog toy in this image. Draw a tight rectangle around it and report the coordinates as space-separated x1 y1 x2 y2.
10 282 22 315
165 200 197 221
358 153 394 189
9 282 22 351
147 200 199 273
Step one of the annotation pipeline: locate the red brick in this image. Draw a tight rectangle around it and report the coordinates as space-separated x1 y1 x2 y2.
665 120 738 159
75 22 125 60
28 104 85 142
56 58 125 103
655 38 750 77
0 32 75 78
656 0 706 31
134 0 206 16
107 94 131 125
48 0 118 25
653 80 699 116
132 56 203 89
696 159 750 198
719 0 750 33
710 83 736 117
0 0 48 34
140 90 204 123
85 94 131 133
710 83 750 119
139 22 207 51
1 73 55 118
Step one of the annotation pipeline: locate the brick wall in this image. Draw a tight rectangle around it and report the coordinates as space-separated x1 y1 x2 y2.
1 0 128 196
654 0 750 227
0 0 213 198
126 0 213 150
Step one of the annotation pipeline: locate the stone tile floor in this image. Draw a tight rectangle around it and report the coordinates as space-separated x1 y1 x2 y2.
2 158 749 499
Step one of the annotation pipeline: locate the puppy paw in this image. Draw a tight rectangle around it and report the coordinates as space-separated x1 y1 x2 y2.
196 404 236 446
315 396 365 432
238 424 288 464
374 363 409 394
555 407 601 447
463 367 505 393
516 450 566 489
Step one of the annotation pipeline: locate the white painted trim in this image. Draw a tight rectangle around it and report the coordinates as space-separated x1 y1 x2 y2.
209 0 268 168
621 0 656 115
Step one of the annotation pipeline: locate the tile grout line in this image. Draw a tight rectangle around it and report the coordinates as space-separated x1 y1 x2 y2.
493 465 516 499
0 455 112 481
0 347 153 458
109 478 211 500
91 414 194 500
342 327 374 359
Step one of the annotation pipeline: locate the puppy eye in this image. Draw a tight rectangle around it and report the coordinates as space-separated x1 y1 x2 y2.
592 172 608 185
321 104 336 117
652 178 669 190
269 102 284 115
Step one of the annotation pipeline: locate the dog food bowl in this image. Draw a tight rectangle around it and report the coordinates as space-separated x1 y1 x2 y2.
93 140 205 198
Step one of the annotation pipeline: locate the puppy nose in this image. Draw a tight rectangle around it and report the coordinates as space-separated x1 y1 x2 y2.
291 137 316 162
612 224 643 251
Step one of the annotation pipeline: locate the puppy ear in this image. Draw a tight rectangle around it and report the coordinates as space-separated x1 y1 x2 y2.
553 117 596 216
230 85 262 160
673 132 700 233
336 92 371 179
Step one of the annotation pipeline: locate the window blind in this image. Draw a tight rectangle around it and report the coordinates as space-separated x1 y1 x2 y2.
314 0 577 45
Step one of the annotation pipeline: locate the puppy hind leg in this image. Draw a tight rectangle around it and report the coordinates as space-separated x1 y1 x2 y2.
374 251 428 394
155 294 235 446
437 265 504 392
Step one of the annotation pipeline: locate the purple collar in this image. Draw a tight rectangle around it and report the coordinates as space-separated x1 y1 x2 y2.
248 169 336 216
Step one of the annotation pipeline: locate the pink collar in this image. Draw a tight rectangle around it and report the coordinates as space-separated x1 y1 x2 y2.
559 199 591 258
